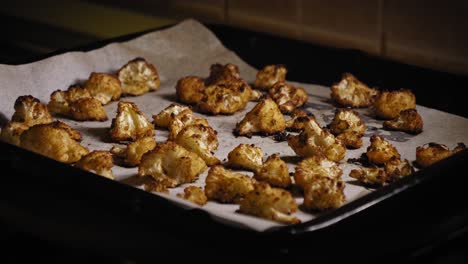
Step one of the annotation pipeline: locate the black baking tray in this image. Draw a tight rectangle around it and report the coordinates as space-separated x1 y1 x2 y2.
1 22 468 263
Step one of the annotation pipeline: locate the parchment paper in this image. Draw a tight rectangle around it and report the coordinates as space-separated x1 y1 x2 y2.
1 19 467 231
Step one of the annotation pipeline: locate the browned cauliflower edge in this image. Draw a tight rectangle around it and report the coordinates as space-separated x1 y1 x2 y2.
177 186 208 206
254 154 292 188
294 156 342 190
110 136 157 167
416 142 466 168
110 101 154 142
175 124 220 166
303 177 345 211
118 57 160 96
366 135 401 165
331 73 379 108
268 82 308 114
152 103 191 128
226 143 264 172
383 108 423 134
75 150 114 179
350 158 414 186
328 108 366 149
374 89 416 119
254 64 287 91
84 72 122 105
204 165 255 203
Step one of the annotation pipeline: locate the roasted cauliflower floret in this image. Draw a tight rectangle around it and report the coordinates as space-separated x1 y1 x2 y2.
294 156 342 190
138 141 207 187
75 150 114 179
288 117 346 162
350 158 414 186
175 124 220 166
70 98 108 121
143 181 169 193
239 182 300 224
204 165 255 203
383 108 423 134
152 103 191 128
254 64 287 91
12 95 52 126
0 122 30 145
177 186 208 206
197 83 251 115
205 63 241 85
329 109 366 149
110 101 154 142
226 143 264 172
167 111 209 140
366 135 400 165
110 136 157 167
331 73 379 108
268 82 308 113
374 89 416 119
84 72 121 105
416 142 466 168
254 154 291 188
285 110 314 132
235 97 286 136
20 121 88 163
118 57 160 96
176 76 206 104
249 89 263 101
303 177 345 211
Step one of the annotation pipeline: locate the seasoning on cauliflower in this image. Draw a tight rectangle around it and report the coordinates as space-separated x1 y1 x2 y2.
175 124 220 166
374 89 416 119
20 121 88 163
383 108 423 134
84 72 122 105
143 180 169 193
350 158 414 186
118 57 160 96
110 136 157 167
235 97 286 137
384 158 414 180
167 111 209 141
331 73 379 108
254 64 287 91
48 86 107 121
328 108 366 149
254 154 291 188
288 117 346 162
268 82 308 114
294 156 342 190
0 122 30 146
175 76 205 104
249 89 263 101
177 186 208 206
138 141 207 188
416 142 466 168
239 182 300 224
204 165 255 203
75 150 114 179
226 143 264 172
303 177 345 211
152 103 191 128
285 110 314 132
110 101 154 142
366 135 400 165
197 83 251 115
12 95 52 126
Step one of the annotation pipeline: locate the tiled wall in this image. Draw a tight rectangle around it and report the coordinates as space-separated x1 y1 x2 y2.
93 0 468 75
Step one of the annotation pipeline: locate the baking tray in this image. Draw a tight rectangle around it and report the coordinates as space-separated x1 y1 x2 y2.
1 20 468 262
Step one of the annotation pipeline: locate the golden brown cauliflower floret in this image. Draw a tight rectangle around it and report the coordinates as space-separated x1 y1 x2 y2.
268 82 308 114
138 141 207 187
239 182 300 224
197 83 251 115
118 57 160 96
374 89 416 119
235 97 286 136
331 73 379 108
366 135 401 165
176 76 206 104
249 89 263 102
350 158 413 186
75 150 114 179
254 154 291 188
383 108 423 134
177 186 208 206
84 72 122 105
175 124 220 166
303 177 345 211
294 156 342 190
288 117 346 162
143 181 169 193
12 95 52 126
110 136 157 167
329 109 366 149
227 143 264 172
167 111 209 141
20 121 88 163
152 103 191 128
254 64 287 91
0 122 30 145
110 101 154 142
205 63 241 85
69 98 108 121
285 110 312 132
204 165 255 203
416 142 466 168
